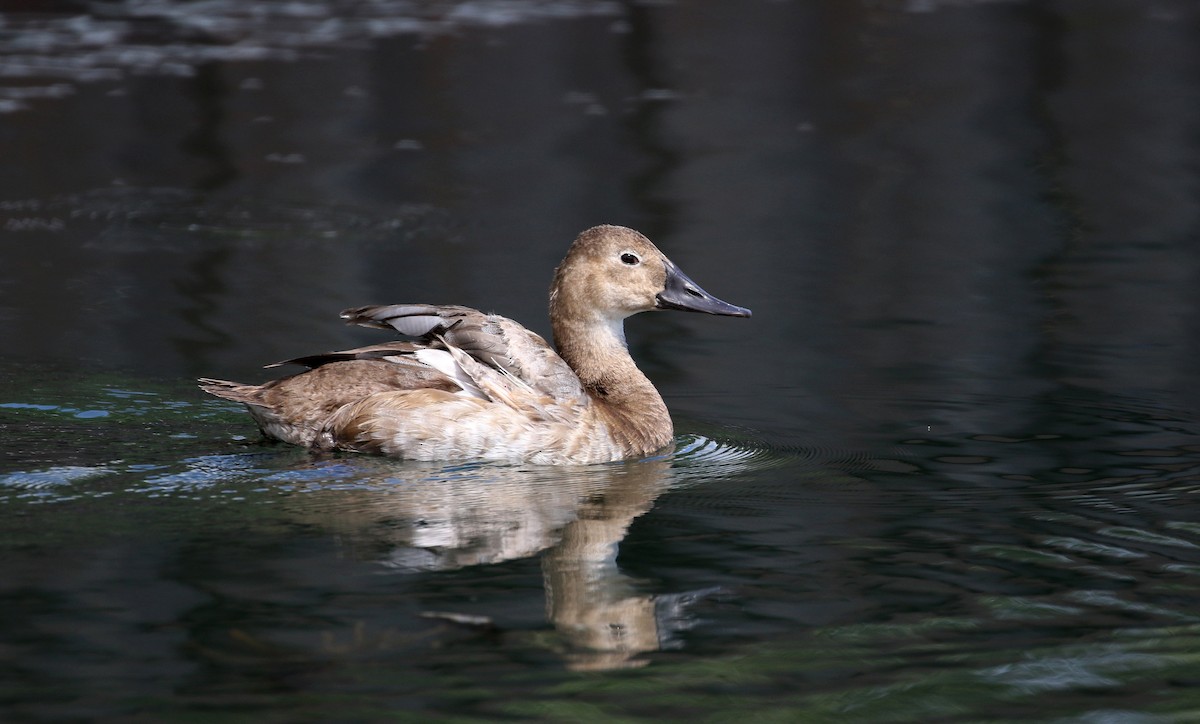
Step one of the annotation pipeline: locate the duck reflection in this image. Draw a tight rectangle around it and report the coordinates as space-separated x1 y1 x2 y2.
541 458 677 670
282 453 690 669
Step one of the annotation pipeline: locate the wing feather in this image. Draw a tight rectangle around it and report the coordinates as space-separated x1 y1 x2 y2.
342 304 588 405
266 342 421 369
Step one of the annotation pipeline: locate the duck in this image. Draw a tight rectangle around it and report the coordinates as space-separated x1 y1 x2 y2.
199 225 750 465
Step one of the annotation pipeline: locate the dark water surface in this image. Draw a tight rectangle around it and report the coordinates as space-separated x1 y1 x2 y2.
4 0 1200 720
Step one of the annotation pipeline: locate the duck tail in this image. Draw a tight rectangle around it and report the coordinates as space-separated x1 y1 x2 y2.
197 378 269 407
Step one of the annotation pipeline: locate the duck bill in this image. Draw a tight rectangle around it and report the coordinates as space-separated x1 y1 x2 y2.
655 262 752 318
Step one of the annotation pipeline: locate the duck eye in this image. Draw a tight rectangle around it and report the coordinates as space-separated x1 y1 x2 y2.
620 252 641 266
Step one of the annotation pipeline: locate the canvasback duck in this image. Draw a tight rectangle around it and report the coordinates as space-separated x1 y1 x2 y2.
199 225 750 465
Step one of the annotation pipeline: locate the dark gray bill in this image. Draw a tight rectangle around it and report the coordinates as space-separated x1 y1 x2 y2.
655 261 752 317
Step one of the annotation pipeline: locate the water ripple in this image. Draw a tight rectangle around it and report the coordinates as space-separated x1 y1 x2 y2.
668 433 797 477
0 464 113 489
0 0 625 112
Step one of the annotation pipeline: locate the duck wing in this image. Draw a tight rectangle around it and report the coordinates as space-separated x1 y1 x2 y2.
341 304 588 405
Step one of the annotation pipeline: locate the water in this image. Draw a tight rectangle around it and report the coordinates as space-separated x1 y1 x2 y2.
4 0 1200 720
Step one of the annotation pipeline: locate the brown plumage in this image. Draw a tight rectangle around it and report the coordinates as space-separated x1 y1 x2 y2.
199 225 750 464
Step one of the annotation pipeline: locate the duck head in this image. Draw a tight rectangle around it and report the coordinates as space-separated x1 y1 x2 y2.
550 225 752 329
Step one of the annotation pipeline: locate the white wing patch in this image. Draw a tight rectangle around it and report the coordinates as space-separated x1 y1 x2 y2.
414 348 489 400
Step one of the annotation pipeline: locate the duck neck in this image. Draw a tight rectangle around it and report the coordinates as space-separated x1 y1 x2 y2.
551 314 672 442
